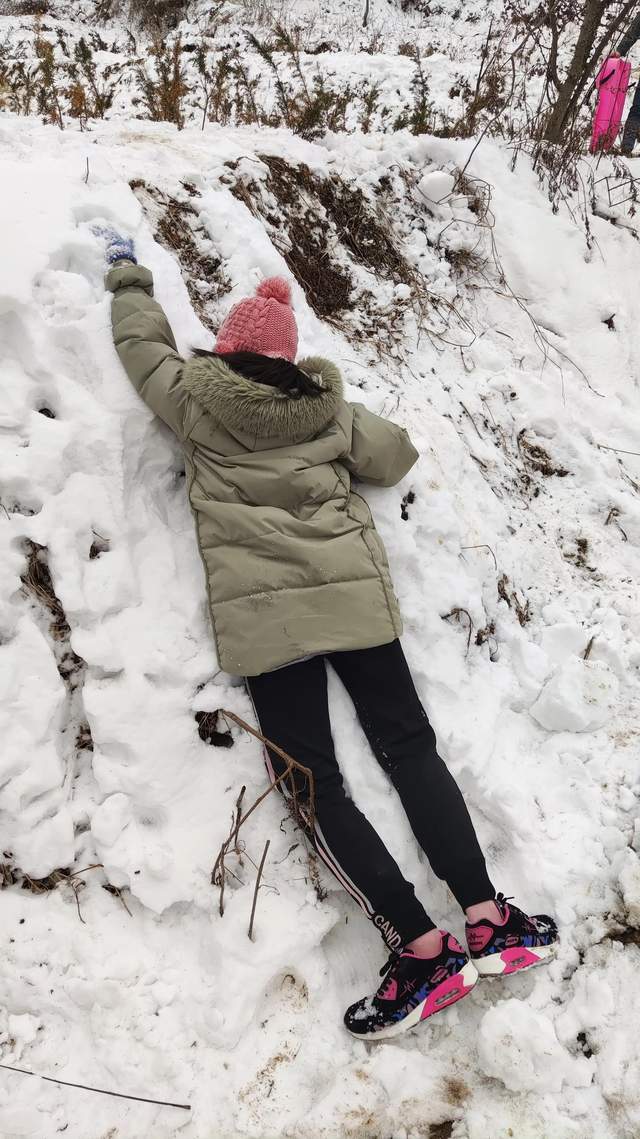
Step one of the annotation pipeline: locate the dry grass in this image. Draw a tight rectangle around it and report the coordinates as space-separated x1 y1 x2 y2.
20 867 74 893
96 0 188 30
129 179 231 332
9 0 50 12
429 1123 454 1139
497 573 531 625
517 429 569 477
195 709 234 748
0 16 461 139
1 860 18 888
259 156 355 319
1 856 109 923
616 927 640 947
19 540 88 704
75 722 94 751
228 156 352 321
443 1075 470 1106
20 540 70 640
226 153 453 356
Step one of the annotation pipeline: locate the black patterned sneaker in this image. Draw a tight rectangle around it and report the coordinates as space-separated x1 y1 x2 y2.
344 931 478 1040
466 894 558 977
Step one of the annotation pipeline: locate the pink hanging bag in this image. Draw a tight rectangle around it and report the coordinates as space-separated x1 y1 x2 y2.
590 55 632 152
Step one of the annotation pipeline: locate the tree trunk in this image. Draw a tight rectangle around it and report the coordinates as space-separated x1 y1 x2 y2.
363 0 370 28
544 0 606 141
544 0 637 142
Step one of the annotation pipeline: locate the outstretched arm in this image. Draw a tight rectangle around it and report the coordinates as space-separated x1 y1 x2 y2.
102 234 198 440
341 402 419 487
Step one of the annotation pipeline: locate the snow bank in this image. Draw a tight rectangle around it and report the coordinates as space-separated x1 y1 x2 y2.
530 657 619 732
0 66 639 1139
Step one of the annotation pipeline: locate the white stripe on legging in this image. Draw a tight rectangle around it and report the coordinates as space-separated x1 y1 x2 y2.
246 685 376 919
313 818 376 918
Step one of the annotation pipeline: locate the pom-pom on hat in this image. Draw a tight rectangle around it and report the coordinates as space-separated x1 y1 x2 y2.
214 276 298 362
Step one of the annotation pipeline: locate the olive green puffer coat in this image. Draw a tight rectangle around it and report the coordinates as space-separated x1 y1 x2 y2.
107 263 419 676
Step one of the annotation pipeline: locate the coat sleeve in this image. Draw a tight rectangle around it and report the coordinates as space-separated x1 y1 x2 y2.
107 262 198 439
341 402 419 487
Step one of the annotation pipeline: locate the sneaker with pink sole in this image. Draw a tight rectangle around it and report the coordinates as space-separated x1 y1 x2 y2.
344 931 478 1040
466 893 558 977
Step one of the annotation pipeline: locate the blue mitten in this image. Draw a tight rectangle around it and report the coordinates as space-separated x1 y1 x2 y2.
93 224 137 265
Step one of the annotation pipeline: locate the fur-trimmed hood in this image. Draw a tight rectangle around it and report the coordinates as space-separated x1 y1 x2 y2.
181 355 343 443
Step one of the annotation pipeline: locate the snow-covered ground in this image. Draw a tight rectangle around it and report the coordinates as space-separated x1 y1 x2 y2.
0 0 543 137
1 4 640 1139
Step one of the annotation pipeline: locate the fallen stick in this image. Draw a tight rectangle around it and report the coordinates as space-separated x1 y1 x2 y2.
597 443 640 457
248 839 270 941
0 1063 190 1110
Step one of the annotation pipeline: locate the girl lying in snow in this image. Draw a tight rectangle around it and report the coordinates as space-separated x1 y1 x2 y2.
101 226 558 1040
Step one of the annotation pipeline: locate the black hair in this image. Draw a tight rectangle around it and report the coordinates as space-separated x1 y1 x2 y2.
192 349 325 399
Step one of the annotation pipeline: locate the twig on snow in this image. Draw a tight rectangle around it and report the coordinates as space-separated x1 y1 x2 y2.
605 506 628 541
212 785 246 915
248 839 270 941
0 1063 190 1111
211 711 315 917
102 883 133 917
597 443 640 458
442 607 474 653
69 862 103 878
460 543 498 570
232 786 246 864
583 635 596 661
460 402 483 439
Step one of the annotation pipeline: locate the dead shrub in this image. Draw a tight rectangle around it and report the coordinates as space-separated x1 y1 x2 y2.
360 81 381 133
106 0 189 32
245 26 355 140
66 36 116 121
136 35 188 129
195 43 235 128
8 1 49 13
393 48 437 134
34 25 63 127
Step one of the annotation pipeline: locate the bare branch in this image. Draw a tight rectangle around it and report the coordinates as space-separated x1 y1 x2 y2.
210 710 317 917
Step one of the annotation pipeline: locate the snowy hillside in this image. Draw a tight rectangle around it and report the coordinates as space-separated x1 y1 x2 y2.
1 2 640 1138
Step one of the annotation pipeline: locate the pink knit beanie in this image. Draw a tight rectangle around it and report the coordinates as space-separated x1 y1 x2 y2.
214 276 298 362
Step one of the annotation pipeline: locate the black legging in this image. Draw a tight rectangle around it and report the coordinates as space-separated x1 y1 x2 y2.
623 80 640 153
247 640 494 950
